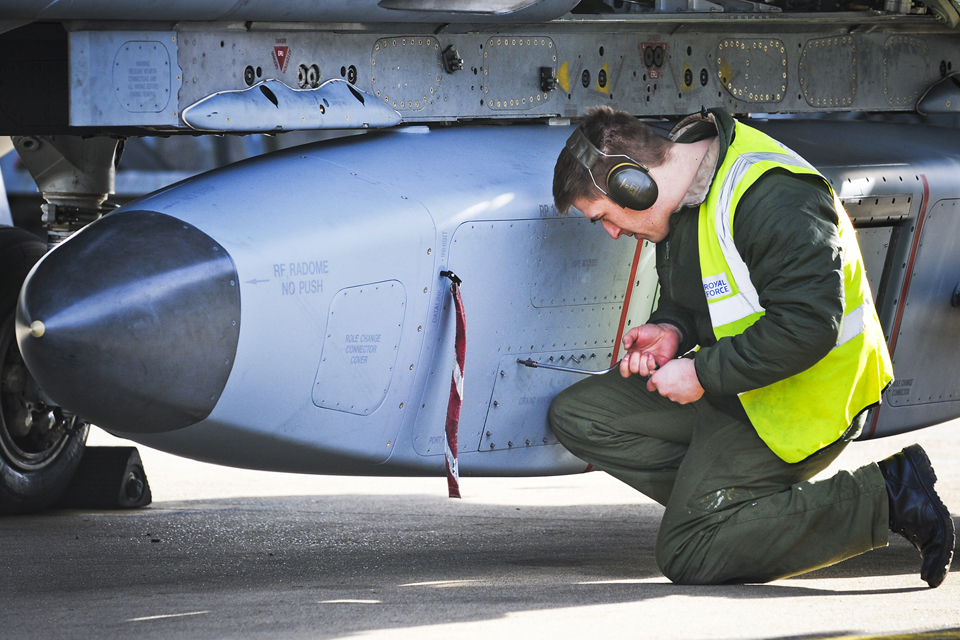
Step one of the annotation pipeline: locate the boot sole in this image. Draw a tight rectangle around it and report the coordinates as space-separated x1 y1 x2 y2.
903 444 956 588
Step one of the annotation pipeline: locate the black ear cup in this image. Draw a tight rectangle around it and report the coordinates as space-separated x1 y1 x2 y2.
565 127 659 210
607 162 659 211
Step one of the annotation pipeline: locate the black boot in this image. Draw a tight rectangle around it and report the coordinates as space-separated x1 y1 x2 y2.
877 444 955 588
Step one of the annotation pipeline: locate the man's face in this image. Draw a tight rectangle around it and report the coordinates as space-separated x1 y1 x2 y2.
573 196 671 244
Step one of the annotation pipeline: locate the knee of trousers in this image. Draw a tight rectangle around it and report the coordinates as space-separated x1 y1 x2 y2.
655 523 720 585
655 543 707 585
547 387 591 452
656 520 764 585
655 528 684 584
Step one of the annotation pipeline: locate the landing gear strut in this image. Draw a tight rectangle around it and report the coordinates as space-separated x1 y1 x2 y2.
12 135 121 247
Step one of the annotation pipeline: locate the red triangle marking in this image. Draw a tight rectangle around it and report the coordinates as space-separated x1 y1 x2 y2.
273 46 290 73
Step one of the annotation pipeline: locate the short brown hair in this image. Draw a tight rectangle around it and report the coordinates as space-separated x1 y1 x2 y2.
553 106 671 214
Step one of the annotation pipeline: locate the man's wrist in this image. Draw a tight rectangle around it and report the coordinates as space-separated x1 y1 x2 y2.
656 323 684 344
692 352 719 396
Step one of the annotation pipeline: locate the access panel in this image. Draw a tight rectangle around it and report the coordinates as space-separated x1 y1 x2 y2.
481 348 614 453
887 199 960 407
313 280 406 416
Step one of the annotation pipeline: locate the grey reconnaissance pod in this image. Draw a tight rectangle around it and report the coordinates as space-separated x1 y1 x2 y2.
565 127 659 211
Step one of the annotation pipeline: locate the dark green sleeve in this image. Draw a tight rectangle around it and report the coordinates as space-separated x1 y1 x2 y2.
693 171 844 395
648 241 700 356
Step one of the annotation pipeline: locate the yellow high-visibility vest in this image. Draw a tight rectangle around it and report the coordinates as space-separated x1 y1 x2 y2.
698 121 894 463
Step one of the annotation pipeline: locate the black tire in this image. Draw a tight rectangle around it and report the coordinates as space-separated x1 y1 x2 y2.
0 226 88 514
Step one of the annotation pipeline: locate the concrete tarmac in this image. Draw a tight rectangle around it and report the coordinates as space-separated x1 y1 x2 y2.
2 422 960 640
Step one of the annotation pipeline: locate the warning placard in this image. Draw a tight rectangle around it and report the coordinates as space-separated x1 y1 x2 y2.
273 45 290 73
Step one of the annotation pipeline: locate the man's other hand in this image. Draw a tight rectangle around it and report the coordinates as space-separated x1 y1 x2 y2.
647 358 704 404
620 323 682 378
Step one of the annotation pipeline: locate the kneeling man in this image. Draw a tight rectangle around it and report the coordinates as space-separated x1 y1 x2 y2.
549 106 954 586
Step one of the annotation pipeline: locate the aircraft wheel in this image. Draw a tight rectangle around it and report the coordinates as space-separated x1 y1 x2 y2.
0 226 88 514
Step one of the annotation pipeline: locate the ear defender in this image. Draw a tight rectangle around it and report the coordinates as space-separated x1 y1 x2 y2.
607 161 659 211
565 127 659 211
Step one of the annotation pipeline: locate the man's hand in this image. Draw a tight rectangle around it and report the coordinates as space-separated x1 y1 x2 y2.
620 323 682 378
647 358 704 404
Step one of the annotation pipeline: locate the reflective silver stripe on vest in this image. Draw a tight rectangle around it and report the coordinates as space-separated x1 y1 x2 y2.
712 146 868 350
711 149 817 325
736 301 867 398
836 301 866 348
708 286 764 327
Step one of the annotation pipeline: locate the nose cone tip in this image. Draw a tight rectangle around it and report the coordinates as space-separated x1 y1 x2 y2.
17 210 241 434
29 321 45 338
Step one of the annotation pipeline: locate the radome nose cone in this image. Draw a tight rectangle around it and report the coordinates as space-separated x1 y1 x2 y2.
16 210 241 434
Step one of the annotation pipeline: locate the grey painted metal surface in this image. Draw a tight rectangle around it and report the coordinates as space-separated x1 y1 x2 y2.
69 31 183 129
313 280 407 416
0 3 957 138
854 226 895 300
70 19 960 130
15 118 960 478
484 347 614 452
885 199 960 407
24 16 954 133
182 79 401 131
918 71 960 114
0 0 581 23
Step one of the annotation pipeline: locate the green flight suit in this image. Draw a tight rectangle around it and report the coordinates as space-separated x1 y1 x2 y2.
549 110 890 584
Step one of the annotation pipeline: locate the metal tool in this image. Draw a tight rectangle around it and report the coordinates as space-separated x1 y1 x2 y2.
517 347 697 377
516 358 621 376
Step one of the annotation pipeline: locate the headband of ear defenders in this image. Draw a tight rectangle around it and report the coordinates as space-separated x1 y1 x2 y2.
565 127 659 211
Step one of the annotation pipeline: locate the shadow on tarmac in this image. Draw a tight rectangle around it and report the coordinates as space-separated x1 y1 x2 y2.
0 495 956 639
